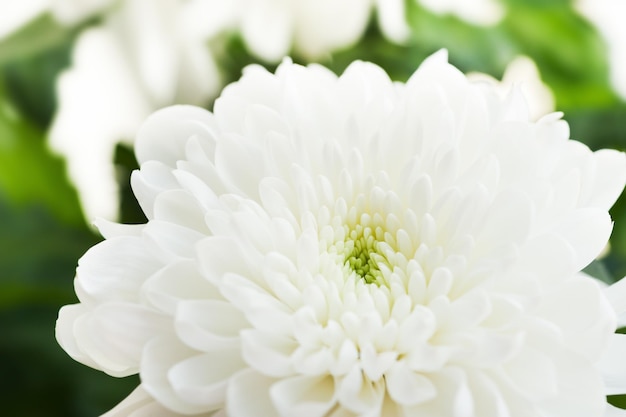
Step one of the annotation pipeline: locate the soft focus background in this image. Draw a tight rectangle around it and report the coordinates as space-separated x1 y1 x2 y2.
1 0 626 415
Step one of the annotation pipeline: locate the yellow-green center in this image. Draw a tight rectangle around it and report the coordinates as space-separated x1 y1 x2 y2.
344 223 389 286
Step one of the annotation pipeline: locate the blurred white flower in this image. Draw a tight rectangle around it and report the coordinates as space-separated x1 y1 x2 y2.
575 0 626 101
468 55 555 121
181 0 374 62
57 52 626 416
181 0 506 61
47 0 220 221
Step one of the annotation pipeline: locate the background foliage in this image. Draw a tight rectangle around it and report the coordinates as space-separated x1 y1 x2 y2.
1 0 625 415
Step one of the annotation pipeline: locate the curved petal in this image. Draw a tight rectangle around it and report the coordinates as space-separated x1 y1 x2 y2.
597 333 626 395
227 368 279 417
101 385 218 417
270 374 337 417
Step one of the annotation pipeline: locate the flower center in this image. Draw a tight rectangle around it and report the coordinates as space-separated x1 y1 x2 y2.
343 215 391 286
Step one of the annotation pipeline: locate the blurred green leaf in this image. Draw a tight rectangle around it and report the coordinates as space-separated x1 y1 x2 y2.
401 1 617 108
326 23 435 82
0 196 94 309
2 41 72 128
0 193 137 417
0 82 84 225
114 143 147 225
583 259 615 284
0 14 74 66
405 4 512 75
604 193 626 281
501 0 617 108
567 105 626 151
0 305 139 417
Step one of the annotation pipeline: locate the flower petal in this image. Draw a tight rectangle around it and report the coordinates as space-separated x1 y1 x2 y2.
227 369 279 417
597 333 626 395
270 374 337 417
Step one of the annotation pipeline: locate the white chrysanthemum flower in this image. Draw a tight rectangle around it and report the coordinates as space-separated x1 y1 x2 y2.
57 52 626 417
48 0 220 221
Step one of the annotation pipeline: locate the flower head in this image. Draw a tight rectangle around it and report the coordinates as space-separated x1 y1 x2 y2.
57 52 626 417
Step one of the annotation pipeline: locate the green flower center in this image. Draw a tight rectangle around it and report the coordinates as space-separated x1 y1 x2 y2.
344 222 389 286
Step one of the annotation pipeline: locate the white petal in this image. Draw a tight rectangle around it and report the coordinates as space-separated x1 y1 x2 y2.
141 336 207 414
175 300 248 351
241 1 292 62
386 362 436 406
196 236 256 283
375 0 410 43
552 208 613 271
597 333 626 395
153 189 210 234
585 149 626 209
76 236 160 302
57 302 166 377
168 351 246 409
86 302 167 371
404 367 474 417
227 369 279 417
293 0 371 58
142 220 206 261
337 365 385 414
135 105 215 167
541 349 606 417
142 260 222 315
94 218 145 239
241 329 296 377
131 161 182 219
56 304 105 373
535 276 615 359
502 347 558 400
605 277 626 317
102 385 220 416
605 404 626 417
270 374 337 417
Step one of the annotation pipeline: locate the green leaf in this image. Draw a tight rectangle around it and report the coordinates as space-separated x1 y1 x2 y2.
0 193 96 307
0 14 75 66
402 1 617 108
404 3 514 75
583 259 615 284
0 14 84 66
0 81 84 225
501 1 617 108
